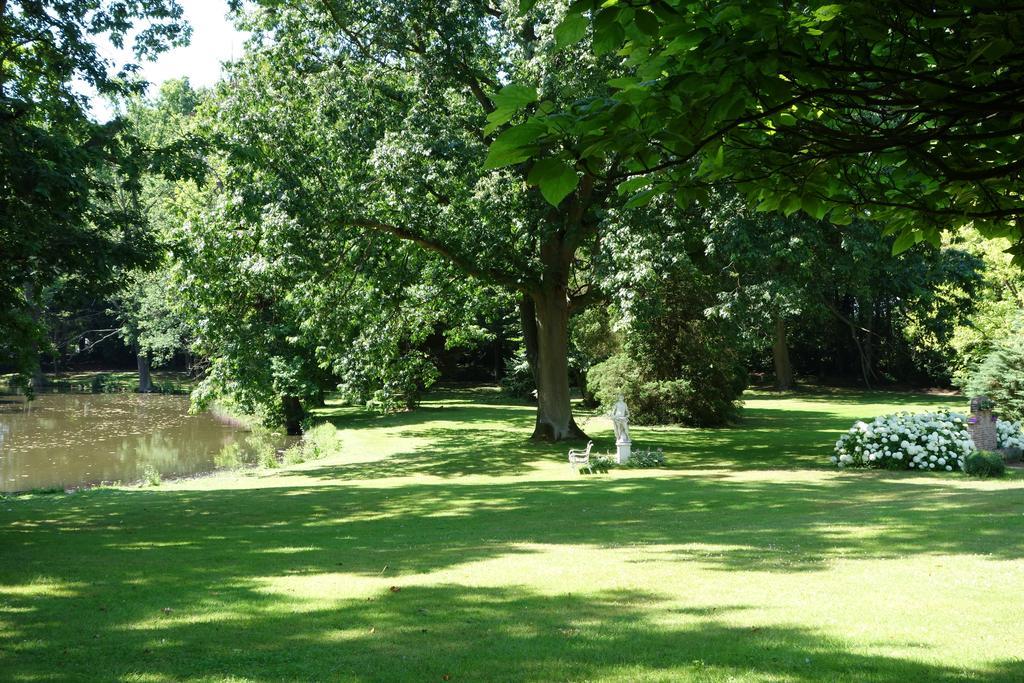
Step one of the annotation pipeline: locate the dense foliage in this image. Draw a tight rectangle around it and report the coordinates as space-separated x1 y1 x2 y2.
503 0 1024 258
4 1 1024 439
963 451 1006 479
0 0 188 385
965 336 1024 423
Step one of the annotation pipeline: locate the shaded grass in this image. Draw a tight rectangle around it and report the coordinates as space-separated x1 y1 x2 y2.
1 387 1022 681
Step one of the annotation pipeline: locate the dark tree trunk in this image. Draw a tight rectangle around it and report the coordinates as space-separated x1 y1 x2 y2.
24 282 46 392
519 294 540 396
772 315 794 391
529 287 586 441
137 349 153 393
282 395 305 436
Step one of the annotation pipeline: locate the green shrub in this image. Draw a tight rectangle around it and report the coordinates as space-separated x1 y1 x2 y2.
246 428 281 469
588 353 743 426
965 335 1024 422
281 423 338 466
283 444 307 465
627 448 666 468
140 464 162 487
214 443 244 469
499 351 536 401
963 451 1006 478
303 423 339 458
581 455 616 474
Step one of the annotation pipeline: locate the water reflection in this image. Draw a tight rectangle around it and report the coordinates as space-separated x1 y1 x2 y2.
0 392 294 492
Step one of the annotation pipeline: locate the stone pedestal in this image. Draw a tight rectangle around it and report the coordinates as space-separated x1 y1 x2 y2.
615 440 631 465
968 411 998 451
968 396 998 451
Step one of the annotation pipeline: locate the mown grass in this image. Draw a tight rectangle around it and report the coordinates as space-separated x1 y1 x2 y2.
1 387 1022 682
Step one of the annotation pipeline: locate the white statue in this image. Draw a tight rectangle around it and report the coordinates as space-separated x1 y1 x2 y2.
610 394 631 444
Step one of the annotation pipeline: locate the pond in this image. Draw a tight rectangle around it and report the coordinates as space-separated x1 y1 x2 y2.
0 392 293 493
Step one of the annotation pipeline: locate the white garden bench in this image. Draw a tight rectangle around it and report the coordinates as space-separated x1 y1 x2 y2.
568 441 594 472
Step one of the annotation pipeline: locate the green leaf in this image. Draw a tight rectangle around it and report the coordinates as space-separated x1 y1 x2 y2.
801 196 828 220
781 194 802 217
518 0 539 13
624 187 658 208
616 176 654 195
555 13 589 48
593 19 625 55
635 10 659 37
813 4 843 22
527 158 580 206
491 84 538 111
891 230 919 255
484 122 546 169
484 84 539 134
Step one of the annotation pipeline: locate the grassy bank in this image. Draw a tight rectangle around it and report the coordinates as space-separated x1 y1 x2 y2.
2 388 1022 681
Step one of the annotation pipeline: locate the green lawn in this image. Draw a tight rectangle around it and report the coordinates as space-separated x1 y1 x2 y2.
2 388 1022 681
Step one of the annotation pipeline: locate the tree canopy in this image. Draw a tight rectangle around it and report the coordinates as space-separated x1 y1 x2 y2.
497 0 1024 259
0 0 189 384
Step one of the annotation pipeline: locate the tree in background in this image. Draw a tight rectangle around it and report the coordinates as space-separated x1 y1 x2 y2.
0 0 189 388
950 233 1024 386
105 80 203 392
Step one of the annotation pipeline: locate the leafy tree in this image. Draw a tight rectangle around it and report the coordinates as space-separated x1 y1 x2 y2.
104 80 203 392
193 0 647 439
966 335 1024 422
949 233 1024 386
702 192 826 390
108 268 190 392
503 1 1024 258
585 200 748 425
0 0 189 386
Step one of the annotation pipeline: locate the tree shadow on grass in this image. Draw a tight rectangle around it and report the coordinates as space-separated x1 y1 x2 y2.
2 580 1021 681
746 388 962 407
3 474 1023 680
5 474 1022 581
309 386 973 480
306 405 879 480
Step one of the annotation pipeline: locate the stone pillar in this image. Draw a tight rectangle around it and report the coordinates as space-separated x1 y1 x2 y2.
615 440 631 465
967 396 998 452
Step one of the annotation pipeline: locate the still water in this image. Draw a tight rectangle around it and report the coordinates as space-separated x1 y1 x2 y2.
0 392 290 493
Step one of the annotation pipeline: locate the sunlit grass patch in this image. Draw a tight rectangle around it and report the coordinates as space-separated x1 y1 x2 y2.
1 387 1022 681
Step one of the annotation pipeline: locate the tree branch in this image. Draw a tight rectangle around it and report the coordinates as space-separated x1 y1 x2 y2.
345 219 536 293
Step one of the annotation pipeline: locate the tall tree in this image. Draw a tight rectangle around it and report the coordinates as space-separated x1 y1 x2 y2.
0 0 189 385
204 0 636 439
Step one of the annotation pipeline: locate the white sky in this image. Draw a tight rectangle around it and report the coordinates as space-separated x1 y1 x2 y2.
91 0 248 119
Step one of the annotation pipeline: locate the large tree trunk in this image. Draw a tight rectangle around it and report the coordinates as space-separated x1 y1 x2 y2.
282 395 305 436
529 288 586 441
772 315 794 391
518 294 540 397
137 349 153 393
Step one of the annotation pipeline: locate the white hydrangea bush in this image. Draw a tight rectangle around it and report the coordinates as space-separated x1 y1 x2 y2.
832 411 1024 472
997 419 1024 451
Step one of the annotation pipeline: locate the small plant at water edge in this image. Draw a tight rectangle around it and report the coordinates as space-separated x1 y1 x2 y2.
963 451 1006 478
140 465 162 487
214 443 244 469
